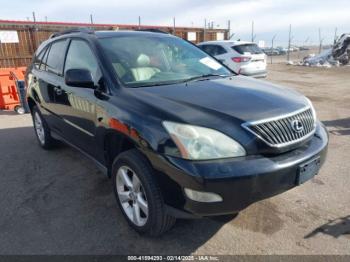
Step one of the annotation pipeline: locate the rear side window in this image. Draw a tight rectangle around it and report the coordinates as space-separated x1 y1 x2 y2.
215 45 227 55
200 45 226 56
46 40 67 75
232 44 263 54
199 45 210 53
34 47 47 70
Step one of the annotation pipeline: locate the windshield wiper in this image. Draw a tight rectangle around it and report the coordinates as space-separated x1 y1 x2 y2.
182 74 230 83
127 74 231 88
128 80 185 88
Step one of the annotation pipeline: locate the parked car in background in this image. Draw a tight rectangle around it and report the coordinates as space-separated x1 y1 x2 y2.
290 46 300 52
262 47 280 56
198 40 267 78
276 47 288 55
299 46 310 51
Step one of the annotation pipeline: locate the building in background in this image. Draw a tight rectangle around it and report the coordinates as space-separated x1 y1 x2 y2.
0 20 229 68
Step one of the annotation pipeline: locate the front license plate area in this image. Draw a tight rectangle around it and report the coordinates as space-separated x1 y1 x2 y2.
297 157 321 185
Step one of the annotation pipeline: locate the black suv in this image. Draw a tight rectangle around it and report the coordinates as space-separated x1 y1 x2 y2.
26 29 328 236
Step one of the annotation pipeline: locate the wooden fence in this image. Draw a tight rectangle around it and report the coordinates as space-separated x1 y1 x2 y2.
0 20 229 68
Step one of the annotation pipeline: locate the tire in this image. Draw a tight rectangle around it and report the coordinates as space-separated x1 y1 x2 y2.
32 105 56 149
112 149 176 236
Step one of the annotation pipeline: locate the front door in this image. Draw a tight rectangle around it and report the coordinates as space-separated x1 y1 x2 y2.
55 39 103 156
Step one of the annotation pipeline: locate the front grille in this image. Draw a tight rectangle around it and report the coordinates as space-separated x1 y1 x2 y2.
243 107 316 147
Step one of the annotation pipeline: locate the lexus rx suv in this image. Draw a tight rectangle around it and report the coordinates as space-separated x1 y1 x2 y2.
198 40 267 78
26 29 328 236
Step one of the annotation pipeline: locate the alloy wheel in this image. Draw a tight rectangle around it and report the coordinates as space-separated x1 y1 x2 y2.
116 166 149 226
34 112 45 144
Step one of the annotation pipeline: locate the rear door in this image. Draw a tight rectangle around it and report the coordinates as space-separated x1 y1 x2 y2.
32 39 69 131
211 45 228 64
200 45 227 61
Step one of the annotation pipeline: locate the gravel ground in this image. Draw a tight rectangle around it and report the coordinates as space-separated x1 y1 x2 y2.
0 64 349 255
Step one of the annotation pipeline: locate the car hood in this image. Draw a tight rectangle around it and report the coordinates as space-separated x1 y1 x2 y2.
130 75 309 125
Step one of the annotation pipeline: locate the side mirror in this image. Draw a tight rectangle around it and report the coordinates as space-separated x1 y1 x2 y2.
65 69 95 88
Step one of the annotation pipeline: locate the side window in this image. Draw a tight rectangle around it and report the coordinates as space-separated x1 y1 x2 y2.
40 45 50 71
64 40 101 84
201 45 215 56
46 40 67 75
215 45 227 55
34 47 47 70
199 45 208 52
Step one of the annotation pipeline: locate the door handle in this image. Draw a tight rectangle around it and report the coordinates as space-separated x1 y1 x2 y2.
54 86 63 96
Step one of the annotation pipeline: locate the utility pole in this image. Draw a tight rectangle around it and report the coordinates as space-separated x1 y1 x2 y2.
227 20 231 40
204 18 206 41
90 14 94 24
334 27 338 44
45 16 47 22
287 24 292 61
138 16 141 30
173 17 176 35
32 12 36 23
318 28 324 54
251 21 254 42
32 11 39 50
271 34 277 64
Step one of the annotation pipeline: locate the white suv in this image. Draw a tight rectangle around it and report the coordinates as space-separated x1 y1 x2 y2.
198 40 267 78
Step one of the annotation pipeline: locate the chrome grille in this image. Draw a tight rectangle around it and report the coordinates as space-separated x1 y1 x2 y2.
243 107 316 147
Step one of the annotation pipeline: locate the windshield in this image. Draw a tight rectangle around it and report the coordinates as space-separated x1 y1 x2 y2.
99 35 232 88
232 44 263 55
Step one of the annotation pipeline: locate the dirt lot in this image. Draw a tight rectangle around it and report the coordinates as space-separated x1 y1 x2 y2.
0 64 349 255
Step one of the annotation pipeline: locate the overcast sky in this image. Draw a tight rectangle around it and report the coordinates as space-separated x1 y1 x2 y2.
0 0 349 46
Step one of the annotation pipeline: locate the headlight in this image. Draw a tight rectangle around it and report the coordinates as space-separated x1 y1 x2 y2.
162 121 246 160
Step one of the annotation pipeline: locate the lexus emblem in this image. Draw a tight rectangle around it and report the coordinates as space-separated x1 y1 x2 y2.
291 119 304 133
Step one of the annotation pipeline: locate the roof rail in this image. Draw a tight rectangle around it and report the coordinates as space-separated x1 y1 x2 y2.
136 28 169 34
50 28 94 39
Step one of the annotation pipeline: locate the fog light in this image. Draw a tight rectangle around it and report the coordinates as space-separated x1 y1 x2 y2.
184 188 223 203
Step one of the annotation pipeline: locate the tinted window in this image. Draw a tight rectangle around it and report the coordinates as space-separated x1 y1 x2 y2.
46 40 67 74
34 47 47 70
64 40 101 84
232 44 263 54
200 45 226 56
215 45 227 55
199 45 211 53
40 46 50 71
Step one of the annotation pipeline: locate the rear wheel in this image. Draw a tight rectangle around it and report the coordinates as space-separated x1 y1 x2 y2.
112 149 176 236
32 106 56 149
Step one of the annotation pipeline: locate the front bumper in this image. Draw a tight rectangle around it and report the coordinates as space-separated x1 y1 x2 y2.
148 122 328 217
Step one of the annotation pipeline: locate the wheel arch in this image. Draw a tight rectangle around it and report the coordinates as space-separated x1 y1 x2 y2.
103 130 139 177
27 96 36 113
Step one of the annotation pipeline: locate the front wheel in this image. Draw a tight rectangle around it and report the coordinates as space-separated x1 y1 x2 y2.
112 149 176 236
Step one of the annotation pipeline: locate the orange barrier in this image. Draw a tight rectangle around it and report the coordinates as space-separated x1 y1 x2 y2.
0 67 27 113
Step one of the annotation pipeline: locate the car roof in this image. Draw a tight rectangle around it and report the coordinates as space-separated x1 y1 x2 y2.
94 30 173 38
36 30 175 54
198 40 255 46
47 29 173 42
